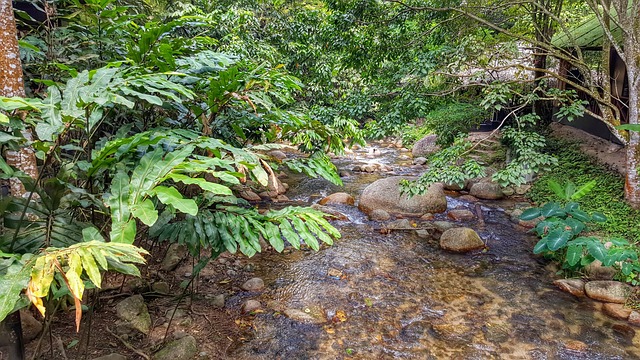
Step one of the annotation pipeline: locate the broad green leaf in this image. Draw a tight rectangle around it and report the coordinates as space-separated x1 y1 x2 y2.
591 212 607 223
264 222 284 252
279 219 300 249
0 263 31 322
563 218 585 235
545 228 572 251
569 209 590 222
520 208 541 221
106 258 141 277
107 170 130 223
166 173 232 195
617 124 640 132
565 202 579 212
570 180 596 200
77 248 101 289
565 244 582 266
292 217 319 251
131 198 159 226
82 227 105 242
533 239 548 254
110 219 137 244
587 241 607 262
541 203 565 218
65 252 84 299
153 186 198 216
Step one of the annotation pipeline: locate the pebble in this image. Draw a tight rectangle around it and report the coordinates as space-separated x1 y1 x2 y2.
628 311 640 326
241 277 265 291
243 300 262 313
563 340 588 352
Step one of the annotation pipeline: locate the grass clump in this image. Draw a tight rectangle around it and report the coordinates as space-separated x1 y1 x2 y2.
527 137 640 242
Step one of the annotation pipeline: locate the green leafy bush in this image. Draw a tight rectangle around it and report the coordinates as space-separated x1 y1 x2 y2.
523 180 640 284
527 138 640 241
424 102 488 146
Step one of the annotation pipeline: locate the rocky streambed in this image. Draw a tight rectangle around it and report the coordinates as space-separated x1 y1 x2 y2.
225 140 640 359
24 138 640 360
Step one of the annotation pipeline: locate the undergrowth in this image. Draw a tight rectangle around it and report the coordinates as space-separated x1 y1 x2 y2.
527 137 640 242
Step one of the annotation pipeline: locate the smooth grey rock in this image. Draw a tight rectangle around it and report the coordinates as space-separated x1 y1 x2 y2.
412 134 439 157
584 281 630 304
283 309 326 324
368 209 391 221
210 294 225 308
115 295 151 334
386 219 413 230
439 227 485 253
433 221 455 233
243 300 262 313
413 157 428 165
268 150 287 161
447 209 475 221
470 181 504 200
358 177 447 216
241 277 265 291
161 243 187 272
153 335 197 360
415 229 430 239
20 310 42 342
152 281 171 294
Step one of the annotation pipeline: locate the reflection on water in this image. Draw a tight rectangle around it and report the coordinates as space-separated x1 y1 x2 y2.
230 144 640 360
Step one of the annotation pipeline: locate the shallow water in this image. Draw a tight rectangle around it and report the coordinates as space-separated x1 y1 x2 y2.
230 144 640 360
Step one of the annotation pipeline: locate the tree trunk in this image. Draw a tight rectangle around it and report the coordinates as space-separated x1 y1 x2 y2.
1 0 38 197
0 1 33 358
625 67 640 208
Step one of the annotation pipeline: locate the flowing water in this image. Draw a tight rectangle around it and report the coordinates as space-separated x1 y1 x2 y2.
229 143 640 359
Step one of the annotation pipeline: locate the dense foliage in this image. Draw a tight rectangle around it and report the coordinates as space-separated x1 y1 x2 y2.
2 0 640 345
0 0 356 324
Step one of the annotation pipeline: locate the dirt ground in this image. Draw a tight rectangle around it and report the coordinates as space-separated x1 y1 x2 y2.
548 122 626 174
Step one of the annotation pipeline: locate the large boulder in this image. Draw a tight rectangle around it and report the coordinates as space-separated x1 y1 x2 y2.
469 181 504 200
439 227 485 253
584 281 631 304
358 177 447 216
412 134 439 157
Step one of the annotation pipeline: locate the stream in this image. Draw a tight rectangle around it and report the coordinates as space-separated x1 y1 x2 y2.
228 142 640 359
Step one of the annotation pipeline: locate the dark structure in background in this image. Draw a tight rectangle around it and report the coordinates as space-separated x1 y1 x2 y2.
551 8 629 145
12 0 47 24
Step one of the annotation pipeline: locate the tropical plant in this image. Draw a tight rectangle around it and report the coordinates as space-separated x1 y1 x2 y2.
519 181 640 278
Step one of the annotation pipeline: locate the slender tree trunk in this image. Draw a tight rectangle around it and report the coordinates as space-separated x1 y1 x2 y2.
624 68 640 208
1 0 38 197
0 1 34 358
